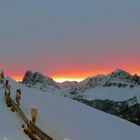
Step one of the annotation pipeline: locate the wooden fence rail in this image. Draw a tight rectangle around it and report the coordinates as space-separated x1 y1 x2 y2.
5 94 53 140
11 100 29 125
29 121 53 140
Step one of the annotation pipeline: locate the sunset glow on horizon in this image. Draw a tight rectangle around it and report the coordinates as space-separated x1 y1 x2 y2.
9 69 140 83
0 1 140 83
53 77 84 83
10 75 23 82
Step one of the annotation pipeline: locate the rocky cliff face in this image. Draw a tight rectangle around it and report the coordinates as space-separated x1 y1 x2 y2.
22 69 140 92
22 71 59 91
78 69 140 90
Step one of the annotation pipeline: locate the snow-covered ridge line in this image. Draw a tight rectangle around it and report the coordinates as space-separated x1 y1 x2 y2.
21 69 140 92
77 69 140 89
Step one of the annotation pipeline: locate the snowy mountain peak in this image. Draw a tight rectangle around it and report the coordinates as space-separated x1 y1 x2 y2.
22 70 33 85
22 71 59 90
80 74 107 89
22 69 140 92
76 69 140 90
109 69 132 79
113 68 127 73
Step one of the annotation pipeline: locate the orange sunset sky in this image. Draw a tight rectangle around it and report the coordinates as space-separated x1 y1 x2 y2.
0 1 140 82
7 66 140 82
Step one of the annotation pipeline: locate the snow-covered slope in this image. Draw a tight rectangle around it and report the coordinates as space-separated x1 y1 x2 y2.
0 84 28 140
5 78 140 140
81 86 140 102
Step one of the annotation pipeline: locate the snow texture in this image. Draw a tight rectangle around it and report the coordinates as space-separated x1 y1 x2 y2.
1 78 140 140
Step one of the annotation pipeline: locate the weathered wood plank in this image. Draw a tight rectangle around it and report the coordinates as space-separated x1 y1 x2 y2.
29 121 53 140
24 128 39 140
5 95 12 107
11 100 29 125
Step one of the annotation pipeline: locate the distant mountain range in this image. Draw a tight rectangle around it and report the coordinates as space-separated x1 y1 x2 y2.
21 69 140 126
22 69 140 91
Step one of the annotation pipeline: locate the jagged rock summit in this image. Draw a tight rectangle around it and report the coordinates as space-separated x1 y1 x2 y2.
78 69 140 89
22 71 59 91
22 69 140 91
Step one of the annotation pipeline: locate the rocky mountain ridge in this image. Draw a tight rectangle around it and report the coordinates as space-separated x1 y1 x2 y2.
22 70 59 91
22 69 140 91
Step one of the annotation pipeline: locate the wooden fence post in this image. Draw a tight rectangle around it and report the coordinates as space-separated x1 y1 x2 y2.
31 107 37 124
0 71 4 84
3 82 53 140
16 89 21 105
